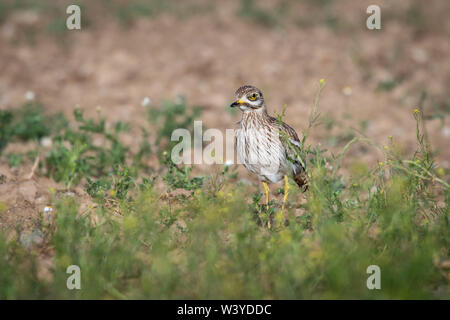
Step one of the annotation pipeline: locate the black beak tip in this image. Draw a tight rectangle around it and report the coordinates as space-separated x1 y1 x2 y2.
230 102 239 108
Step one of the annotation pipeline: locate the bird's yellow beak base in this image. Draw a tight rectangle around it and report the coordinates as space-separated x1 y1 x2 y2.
230 99 244 108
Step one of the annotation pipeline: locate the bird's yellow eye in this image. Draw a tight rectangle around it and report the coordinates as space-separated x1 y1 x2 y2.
248 93 258 101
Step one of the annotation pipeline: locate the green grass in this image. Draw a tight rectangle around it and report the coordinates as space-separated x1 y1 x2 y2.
0 84 449 299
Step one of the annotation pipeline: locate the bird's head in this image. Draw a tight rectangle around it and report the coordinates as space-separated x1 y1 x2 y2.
230 85 265 112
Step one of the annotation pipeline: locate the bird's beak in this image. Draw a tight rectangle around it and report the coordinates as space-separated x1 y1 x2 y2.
230 99 244 108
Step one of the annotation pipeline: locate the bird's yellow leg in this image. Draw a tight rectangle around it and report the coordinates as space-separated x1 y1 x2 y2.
262 181 270 205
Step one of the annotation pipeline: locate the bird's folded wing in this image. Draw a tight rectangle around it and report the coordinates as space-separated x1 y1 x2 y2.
277 121 306 169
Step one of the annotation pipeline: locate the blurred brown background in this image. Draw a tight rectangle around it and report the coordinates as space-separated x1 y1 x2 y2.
1 0 449 171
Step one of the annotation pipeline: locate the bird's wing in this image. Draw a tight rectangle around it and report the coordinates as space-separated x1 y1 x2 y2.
269 116 306 170
279 121 308 190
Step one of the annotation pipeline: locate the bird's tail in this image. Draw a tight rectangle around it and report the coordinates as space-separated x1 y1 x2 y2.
293 170 308 192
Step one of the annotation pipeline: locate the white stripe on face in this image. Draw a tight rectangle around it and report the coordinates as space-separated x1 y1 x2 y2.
238 94 263 108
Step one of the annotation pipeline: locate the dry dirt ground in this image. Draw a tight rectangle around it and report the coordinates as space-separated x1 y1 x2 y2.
0 0 449 235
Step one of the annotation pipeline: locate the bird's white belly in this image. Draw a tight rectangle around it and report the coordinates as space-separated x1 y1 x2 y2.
236 126 288 183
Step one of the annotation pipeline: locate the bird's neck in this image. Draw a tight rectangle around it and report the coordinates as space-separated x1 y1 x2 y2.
241 107 269 126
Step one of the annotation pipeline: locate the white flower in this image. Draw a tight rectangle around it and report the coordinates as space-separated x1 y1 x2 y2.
43 206 53 213
224 159 234 167
40 136 52 148
141 96 151 107
442 126 450 138
43 206 53 224
25 91 35 101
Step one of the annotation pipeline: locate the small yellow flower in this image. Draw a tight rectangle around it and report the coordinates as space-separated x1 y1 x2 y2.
388 135 393 140
219 207 229 214
378 161 383 166
413 108 420 115
319 78 325 85
384 146 389 150
436 167 445 177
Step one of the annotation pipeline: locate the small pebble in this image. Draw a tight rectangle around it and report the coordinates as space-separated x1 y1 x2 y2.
19 230 45 248
342 86 352 96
